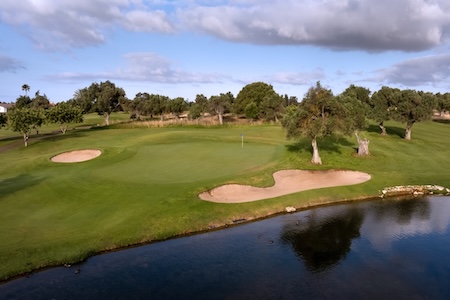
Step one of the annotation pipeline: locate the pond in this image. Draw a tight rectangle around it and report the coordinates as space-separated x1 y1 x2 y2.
2 196 450 299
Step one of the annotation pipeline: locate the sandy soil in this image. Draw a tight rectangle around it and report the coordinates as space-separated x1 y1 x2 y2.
51 149 102 163
199 169 371 203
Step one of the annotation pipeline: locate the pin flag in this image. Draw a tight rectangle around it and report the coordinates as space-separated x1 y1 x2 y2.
241 133 244 148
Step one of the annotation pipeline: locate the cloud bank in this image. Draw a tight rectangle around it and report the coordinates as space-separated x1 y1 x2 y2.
1 0 450 52
378 53 450 87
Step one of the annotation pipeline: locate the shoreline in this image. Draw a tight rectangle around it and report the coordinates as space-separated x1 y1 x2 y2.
2 187 449 283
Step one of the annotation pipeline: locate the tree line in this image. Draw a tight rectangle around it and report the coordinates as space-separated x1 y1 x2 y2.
282 82 450 164
68 81 296 126
2 80 450 150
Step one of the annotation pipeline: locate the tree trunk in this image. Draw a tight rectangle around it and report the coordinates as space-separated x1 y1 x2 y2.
218 113 223 125
405 121 414 140
60 124 67 134
311 137 322 165
379 121 387 135
104 113 110 126
23 133 28 147
355 131 370 156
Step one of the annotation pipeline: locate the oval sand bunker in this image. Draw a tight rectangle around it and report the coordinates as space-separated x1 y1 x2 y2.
51 149 101 163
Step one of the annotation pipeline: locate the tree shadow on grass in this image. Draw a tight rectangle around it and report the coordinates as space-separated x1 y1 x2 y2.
366 124 405 139
286 136 354 155
433 119 450 125
0 174 44 199
0 129 92 152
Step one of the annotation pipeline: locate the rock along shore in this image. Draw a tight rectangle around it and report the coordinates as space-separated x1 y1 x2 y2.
380 185 450 198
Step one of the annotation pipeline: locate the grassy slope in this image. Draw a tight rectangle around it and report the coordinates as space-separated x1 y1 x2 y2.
0 119 449 280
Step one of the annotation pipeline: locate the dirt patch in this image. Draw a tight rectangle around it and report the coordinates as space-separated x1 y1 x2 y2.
199 169 371 203
51 149 102 163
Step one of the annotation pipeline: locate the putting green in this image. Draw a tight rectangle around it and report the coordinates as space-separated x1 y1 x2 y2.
92 142 281 183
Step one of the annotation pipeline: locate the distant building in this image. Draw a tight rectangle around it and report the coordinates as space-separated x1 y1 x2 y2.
0 103 14 113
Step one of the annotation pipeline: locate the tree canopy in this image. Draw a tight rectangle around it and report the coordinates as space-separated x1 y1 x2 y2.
234 82 278 116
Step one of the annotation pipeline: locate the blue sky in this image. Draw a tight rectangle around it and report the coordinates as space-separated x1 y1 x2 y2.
1 0 450 103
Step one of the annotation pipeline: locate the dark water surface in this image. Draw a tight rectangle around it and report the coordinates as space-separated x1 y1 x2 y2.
2 196 450 299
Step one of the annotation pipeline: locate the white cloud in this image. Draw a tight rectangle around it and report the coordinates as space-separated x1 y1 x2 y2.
123 10 174 32
0 0 175 51
270 69 325 85
45 52 228 84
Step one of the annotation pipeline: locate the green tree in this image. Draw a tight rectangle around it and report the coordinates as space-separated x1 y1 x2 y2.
340 85 371 155
7 108 44 146
234 82 278 115
283 94 298 107
72 88 95 114
394 89 434 140
259 94 284 122
188 103 202 120
369 86 401 135
281 82 343 164
167 97 187 118
148 94 169 121
209 93 232 125
194 94 209 117
128 92 151 120
31 90 50 110
435 93 450 116
244 102 258 120
95 81 126 125
15 95 32 109
46 102 83 134
77 81 126 125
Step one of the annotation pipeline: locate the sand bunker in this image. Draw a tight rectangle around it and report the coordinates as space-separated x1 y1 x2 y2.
199 169 371 203
51 149 102 163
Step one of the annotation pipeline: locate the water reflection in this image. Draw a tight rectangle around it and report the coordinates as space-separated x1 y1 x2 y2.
281 207 364 272
373 197 431 224
363 197 449 251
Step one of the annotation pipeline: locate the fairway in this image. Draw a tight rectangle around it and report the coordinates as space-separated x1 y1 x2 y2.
1 121 450 281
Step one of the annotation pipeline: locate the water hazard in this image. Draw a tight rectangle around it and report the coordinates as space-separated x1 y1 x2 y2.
2 196 450 299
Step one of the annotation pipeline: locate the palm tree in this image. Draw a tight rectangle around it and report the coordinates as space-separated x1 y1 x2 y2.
22 84 30 96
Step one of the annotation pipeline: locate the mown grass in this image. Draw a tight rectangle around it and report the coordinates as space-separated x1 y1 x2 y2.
0 118 449 281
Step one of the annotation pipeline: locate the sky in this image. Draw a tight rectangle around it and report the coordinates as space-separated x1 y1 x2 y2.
1 0 450 103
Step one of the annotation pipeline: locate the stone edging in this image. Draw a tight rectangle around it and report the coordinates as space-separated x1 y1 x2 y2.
380 185 450 198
